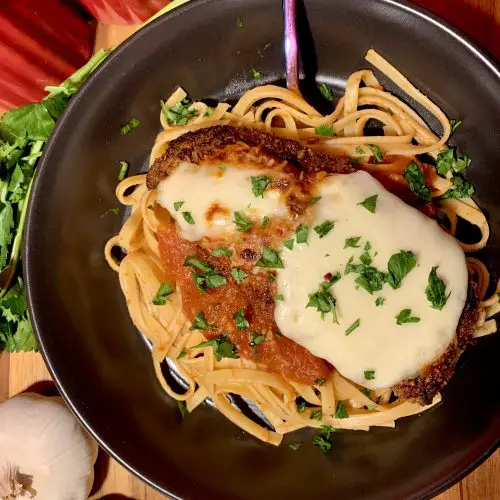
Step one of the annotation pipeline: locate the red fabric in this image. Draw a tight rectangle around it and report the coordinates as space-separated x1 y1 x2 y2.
78 0 170 24
0 0 95 110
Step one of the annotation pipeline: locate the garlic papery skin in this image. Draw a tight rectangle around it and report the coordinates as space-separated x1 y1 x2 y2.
0 393 98 500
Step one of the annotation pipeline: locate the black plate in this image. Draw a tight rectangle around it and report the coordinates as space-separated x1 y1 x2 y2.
24 0 500 498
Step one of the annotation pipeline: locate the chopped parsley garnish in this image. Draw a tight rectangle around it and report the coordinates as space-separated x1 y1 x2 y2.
314 220 334 238
204 107 214 117
296 399 307 413
296 224 309 244
231 268 247 283
318 83 334 102
182 211 195 225
307 280 338 323
233 308 250 329
426 266 450 310
330 272 342 284
173 201 184 211
152 283 174 305
184 256 227 291
367 144 384 163
314 378 326 386
162 98 198 125
191 334 239 361
364 370 375 380
436 148 471 175
251 67 263 80
212 247 232 257
360 251 372 265
355 146 365 155
251 175 271 198
450 119 462 133
117 160 129 181
442 176 474 199
235 16 244 27
262 216 270 227
334 401 349 419
177 349 187 360
396 308 421 325
177 401 188 419
268 274 276 282
256 247 284 268
364 241 372 251
288 442 303 451
147 205 154 211
355 266 386 295
387 250 416 289
313 425 334 454
375 297 385 306
361 387 372 398
309 196 322 204
344 236 361 248
190 312 216 331
275 294 285 301
403 161 432 202
315 124 335 136
345 318 360 336
120 118 141 135
100 208 119 218
233 211 253 232
310 409 323 420
249 332 266 347
284 239 294 250
358 195 378 213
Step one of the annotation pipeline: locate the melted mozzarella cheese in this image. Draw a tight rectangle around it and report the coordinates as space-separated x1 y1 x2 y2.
275 171 468 389
156 162 289 241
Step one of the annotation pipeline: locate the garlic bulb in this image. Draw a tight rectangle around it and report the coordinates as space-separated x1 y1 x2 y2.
0 393 98 500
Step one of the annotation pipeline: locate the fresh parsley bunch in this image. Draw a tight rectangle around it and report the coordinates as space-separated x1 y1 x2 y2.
0 50 110 352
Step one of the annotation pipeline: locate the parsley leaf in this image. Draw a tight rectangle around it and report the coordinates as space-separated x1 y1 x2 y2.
364 241 371 251
162 98 198 125
178 401 188 419
177 349 187 360
191 335 239 361
355 146 365 155
375 297 385 306
355 266 386 295
256 247 284 268
309 196 322 204
251 175 271 197
367 144 384 163
288 442 303 450
212 247 232 257
190 312 216 330
275 294 285 301
184 256 213 273
359 251 372 265
403 161 432 202
184 256 227 291
174 201 184 211
387 250 417 289
235 16 244 27
313 425 334 453
442 176 474 199
268 274 276 281
450 119 462 133
283 239 294 250
262 216 270 227
345 318 360 335
334 401 349 419
233 211 253 232
120 118 141 135
117 161 129 181
182 211 195 224
436 148 471 175
318 84 334 101
314 220 334 238
251 67 263 80
344 236 361 248
296 224 309 244
364 370 375 380
426 266 450 310
231 268 247 283
249 332 266 346
315 124 335 137
233 308 250 329
307 281 338 323
358 195 378 213
396 308 421 325
100 208 119 218
152 283 174 305
314 378 326 386
310 409 323 420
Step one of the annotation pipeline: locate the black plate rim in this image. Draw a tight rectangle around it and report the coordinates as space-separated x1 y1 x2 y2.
23 0 499 498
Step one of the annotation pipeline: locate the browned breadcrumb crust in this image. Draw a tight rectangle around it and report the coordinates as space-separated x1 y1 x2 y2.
146 125 354 189
393 285 478 405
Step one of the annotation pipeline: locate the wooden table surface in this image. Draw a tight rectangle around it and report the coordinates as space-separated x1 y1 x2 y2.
1 1 499 498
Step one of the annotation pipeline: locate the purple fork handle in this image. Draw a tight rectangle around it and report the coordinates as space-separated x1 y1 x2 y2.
283 0 300 94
